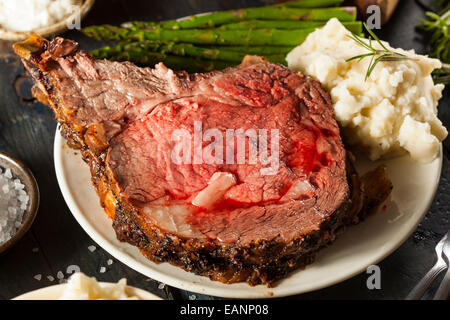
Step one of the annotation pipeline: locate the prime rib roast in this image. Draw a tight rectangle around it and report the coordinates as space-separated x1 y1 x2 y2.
14 35 392 286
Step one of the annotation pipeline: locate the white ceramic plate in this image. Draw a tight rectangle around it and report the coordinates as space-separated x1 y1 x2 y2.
13 282 161 300
54 131 442 298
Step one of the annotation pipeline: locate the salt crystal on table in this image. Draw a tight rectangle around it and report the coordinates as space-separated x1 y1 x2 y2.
99 267 106 273
47 275 55 282
34 274 42 281
107 259 113 266
88 245 96 252
57 271 64 279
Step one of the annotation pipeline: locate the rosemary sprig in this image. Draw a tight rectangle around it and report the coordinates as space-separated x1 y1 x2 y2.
416 2 450 85
418 8 450 64
435 0 450 14
346 23 411 81
432 62 450 85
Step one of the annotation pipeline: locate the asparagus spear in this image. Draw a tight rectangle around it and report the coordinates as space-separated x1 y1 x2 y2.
219 20 362 33
123 6 356 30
92 41 287 64
123 0 348 29
207 46 295 54
93 46 233 72
280 0 344 7
83 25 339 46
219 20 326 30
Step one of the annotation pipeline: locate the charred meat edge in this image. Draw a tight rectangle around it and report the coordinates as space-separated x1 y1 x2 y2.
14 36 393 286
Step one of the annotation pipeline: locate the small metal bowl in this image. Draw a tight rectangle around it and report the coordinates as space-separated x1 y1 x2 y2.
0 151 39 254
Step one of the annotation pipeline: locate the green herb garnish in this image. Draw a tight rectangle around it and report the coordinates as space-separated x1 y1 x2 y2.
346 23 411 81
431 62 450 85
419 10 450 64
416 0 450 85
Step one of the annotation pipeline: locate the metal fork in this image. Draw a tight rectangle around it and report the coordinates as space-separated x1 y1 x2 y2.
433 231 450 300
406 231 449 300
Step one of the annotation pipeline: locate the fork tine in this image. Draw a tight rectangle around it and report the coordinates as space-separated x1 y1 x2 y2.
433 231 450 300
433 267 450 300
406 232 448 300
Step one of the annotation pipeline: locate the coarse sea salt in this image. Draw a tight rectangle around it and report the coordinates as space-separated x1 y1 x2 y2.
0 166 29 245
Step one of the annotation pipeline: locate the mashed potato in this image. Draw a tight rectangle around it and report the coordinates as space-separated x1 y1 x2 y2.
287 18 447 163
58 273 139 300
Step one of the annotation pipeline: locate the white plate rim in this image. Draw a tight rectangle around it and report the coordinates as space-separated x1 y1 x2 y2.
13 281 162 300
54 129 443 299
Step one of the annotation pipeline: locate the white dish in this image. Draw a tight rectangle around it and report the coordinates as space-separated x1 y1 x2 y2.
54 130 442 298
13 282 161 300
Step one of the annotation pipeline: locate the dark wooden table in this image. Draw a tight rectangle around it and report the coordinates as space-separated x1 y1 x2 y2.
0 0 449 300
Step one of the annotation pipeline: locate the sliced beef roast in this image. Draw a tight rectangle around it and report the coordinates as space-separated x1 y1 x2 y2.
14 35 392 286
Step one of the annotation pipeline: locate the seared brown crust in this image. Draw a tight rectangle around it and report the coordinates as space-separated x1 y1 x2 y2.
57 88 366 286
114 165 361 285
15 36 392 286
